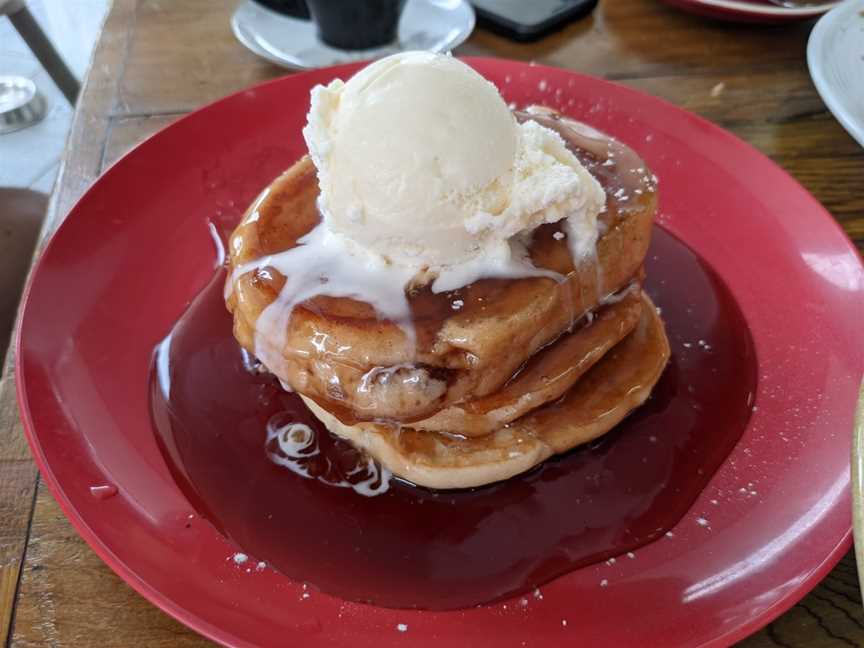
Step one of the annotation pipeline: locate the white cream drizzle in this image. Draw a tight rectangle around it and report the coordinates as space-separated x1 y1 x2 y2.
239 348 264 374
265 415 391 496
600 281 641 305
207 222 226 268
232 222 417 372
432 237 564 292
227 218 574 369
155 333 172 400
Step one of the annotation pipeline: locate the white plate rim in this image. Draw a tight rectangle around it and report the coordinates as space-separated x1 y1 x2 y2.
807 0 864 148
230 0 476 70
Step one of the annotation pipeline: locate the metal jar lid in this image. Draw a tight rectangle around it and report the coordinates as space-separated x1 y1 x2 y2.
0 76 47 135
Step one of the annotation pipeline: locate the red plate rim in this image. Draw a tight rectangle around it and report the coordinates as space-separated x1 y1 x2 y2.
661 0 840 21
14 58 863 647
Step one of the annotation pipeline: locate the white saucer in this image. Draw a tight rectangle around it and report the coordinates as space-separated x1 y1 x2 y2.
231 0 475 70
807 0 864 148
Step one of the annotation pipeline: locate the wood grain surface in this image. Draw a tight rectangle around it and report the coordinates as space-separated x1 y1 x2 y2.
2 0 862 646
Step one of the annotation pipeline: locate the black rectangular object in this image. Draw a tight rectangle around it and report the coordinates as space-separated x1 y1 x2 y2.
472 0 598 41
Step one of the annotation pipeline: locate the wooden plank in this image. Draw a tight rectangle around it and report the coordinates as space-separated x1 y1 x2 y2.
740 553 864 647
622 67 826 130
116 0 282 117
113 0 820 118
459 0 816 80
10 483 211 648
777 155 864 242
0 391 36 647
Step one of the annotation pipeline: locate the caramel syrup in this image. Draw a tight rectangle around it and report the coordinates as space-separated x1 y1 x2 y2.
150 227 756 610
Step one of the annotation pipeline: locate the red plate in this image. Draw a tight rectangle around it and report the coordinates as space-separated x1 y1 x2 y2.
16 59 864 647
661 0 840 23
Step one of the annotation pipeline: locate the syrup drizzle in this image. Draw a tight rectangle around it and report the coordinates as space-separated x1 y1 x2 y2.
150 228 756 610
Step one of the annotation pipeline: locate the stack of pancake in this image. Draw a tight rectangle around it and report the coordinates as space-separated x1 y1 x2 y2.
226 109 670 490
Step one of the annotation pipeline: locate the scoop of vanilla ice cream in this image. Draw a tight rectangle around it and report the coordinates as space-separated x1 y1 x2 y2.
303 51 605 268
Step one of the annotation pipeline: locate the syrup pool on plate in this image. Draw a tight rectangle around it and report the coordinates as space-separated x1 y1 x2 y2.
150 227 756 610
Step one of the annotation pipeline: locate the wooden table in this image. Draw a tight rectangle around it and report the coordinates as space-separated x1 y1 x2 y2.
1 0 862 645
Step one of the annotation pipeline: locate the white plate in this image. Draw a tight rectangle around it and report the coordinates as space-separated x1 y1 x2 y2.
231 0 475 70
808 0 864 148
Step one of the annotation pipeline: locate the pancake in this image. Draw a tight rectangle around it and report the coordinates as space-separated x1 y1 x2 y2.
412 286 643 436
226 110 658 423
302 292 670 490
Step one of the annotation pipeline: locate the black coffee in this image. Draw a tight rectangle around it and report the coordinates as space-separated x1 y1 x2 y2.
251 0 311 19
